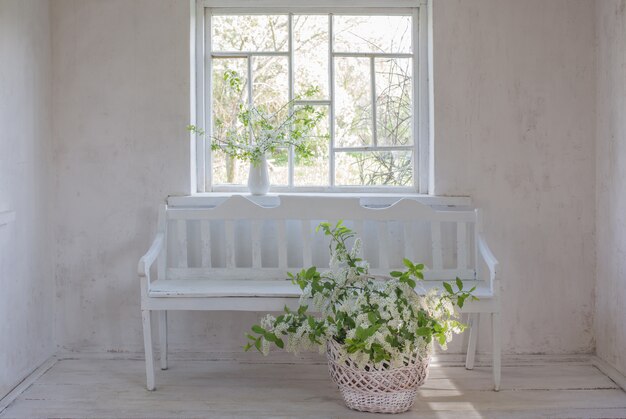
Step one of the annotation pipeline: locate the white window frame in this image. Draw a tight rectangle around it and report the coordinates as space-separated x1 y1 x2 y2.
190 0 430 194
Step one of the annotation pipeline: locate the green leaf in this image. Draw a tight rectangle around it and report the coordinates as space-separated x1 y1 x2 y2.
251 325 265 334
443 282 454 294
367 312 377 324
456 278 463 291
355 326 367 340
403 258 414 269
275 338 284 349
416 327 431 337
390 271 403 277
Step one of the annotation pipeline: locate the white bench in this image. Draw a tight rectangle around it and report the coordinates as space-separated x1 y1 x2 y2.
138 195 501 391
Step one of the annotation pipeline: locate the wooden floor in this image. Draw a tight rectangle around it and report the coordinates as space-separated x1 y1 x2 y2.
1 354 626 419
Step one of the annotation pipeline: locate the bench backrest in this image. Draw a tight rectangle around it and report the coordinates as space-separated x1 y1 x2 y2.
158 195 480 283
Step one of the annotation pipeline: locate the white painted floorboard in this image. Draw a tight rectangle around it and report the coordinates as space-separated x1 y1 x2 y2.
1 356 625 418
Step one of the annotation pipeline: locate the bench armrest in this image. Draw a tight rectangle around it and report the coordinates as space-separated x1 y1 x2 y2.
477 233 499 294
138 233 164 278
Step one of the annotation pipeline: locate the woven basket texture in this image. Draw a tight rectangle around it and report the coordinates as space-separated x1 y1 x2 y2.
326 339 431 414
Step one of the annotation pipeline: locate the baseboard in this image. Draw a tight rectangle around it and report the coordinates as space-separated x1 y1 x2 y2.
0 356 57 414
591 355 626 391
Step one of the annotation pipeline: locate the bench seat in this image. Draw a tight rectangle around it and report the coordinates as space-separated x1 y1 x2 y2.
149 278 496 300
149 279 302 298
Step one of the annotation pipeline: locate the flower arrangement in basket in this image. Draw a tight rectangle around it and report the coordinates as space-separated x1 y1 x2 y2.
245 221 476 414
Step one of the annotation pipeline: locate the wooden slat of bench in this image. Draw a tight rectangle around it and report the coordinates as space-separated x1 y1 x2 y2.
403 221 415 261
431 221 443 270
200 220 211 268
301 220 312 267
457 221 468 270
277 220 287 270
176 219 187 268
251 220 262 269
225 220 236 269
378 221 389 269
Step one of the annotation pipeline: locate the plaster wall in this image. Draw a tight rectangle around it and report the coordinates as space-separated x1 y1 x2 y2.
595 0 626 376
50 0 190 351
0 0 55 398
51 0 597 356
433 0 596 354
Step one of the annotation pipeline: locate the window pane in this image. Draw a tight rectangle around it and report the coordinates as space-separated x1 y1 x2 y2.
376 58 412 146
335 57 372 147
212 58 248 186
335 151 412 186
212 149 247 185
333 16 412 53
268 148 289 186
252 56 289 121
212 15 288 52
212 58 248 133
294 105 330 186
294 15 329 100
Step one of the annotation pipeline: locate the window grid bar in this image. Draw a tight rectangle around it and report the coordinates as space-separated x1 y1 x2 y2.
211 51 289 57
333 52 413 58
294 99 331 105
209 8 414 16
288 13 295 188
328 14 335 187
333 145 413 152
413 6 421 192
247 53 253 144
204 8 212 191
416 6 428 193
210 184 416 193
370 56 377 147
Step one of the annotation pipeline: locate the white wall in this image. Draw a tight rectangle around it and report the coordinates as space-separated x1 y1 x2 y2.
596 0 626 376
51 0 190 352
50 0 598 356
433 0 596 355
0 0 55 399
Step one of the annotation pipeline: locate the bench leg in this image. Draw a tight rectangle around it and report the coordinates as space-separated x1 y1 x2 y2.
142 309 155 391
159 310 168 370
465 313 480 370
492 312 501 391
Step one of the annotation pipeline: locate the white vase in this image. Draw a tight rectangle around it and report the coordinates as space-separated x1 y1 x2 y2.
247 156 270 195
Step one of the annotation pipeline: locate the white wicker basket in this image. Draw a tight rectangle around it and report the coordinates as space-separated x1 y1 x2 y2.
326 339 431 414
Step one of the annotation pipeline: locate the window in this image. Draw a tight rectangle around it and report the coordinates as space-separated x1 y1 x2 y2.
192 3 429 193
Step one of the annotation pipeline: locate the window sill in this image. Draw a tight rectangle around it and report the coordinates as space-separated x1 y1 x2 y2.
167 192 471 208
